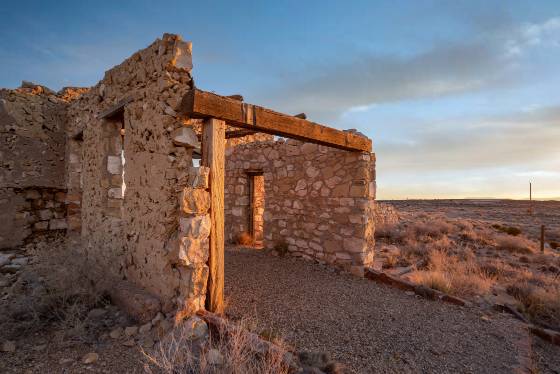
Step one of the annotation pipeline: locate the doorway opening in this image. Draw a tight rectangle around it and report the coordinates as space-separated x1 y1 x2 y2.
247 171 264 248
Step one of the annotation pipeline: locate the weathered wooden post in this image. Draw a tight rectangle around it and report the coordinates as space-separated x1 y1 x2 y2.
528 182 533 215
541 225 545 253
202 118 226 314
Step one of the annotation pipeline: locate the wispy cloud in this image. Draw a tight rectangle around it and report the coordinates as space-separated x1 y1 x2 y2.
266 17 560 120
377 104 560 173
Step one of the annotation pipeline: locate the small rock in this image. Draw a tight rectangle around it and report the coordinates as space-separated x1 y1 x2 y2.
151 312 164 325
206 349 224 366
10 257 28 266
139 322 152 335
140 337 155 349
183 316 208 340
33 344 47 351
82 352 99 364
298 351 330 369
405 291 415 296
87 308 107 320
110 327 123 339
0 277 11 287
59 358 74 365
155 319 172 338
124 326 139 337
0 264 21 274
0 254 15 267
1 340 16 352
122 339 136 347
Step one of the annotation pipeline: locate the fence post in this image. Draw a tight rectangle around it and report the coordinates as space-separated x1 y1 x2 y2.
540 225 545 252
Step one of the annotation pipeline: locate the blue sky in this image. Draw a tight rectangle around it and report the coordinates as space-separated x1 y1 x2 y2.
1 1 559 199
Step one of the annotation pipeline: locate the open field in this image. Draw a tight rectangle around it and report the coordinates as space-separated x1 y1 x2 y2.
386 199 560 243
376 199 560 333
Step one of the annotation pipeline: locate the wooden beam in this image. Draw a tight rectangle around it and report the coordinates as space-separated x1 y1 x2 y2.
225 129 257 139
202 118 226 314
180 89 372 152
97 96 133 119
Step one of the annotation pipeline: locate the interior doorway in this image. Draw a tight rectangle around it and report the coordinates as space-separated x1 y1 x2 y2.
247 172 264 247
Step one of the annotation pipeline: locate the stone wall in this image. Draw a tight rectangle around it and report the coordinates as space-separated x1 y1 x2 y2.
374 202 400 226
66 34 208 319
225 138 376 275
0 85 70 248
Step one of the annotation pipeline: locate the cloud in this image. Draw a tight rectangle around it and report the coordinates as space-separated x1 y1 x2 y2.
376 105 560 173
265 17 560 119
506 17 560 56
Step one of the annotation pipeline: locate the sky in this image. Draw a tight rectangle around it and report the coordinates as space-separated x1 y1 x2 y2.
1 0 559 199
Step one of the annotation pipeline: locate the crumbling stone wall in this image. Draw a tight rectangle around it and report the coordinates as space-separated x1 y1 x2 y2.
66 34 208 318
225 138 376 275
375 202 399 226
0 86 70 249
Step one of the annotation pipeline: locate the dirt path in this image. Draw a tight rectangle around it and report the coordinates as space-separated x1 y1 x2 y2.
225 248 549 373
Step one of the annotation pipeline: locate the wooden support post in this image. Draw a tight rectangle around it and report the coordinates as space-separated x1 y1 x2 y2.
202 118 226 314
541 225 545 253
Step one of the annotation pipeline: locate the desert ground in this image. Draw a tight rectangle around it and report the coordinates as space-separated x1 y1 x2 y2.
1 199 560 373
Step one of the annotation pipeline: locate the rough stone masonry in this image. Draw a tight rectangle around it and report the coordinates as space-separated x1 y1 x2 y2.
0 33 378 321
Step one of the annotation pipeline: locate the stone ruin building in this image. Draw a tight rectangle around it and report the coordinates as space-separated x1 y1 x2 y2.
0 34 376 322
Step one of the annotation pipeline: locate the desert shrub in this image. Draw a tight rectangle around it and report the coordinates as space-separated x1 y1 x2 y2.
2 234 107 341
506 282 560 329
375 223 398 239
30 238 108 338
383 253 399 269
236 232 254 246
428 236 453 252
274 242 289 257
145 318 290 374
454 219 474 232
494 234 536 254
409 271 451 294
409 219 453 239
492 224 522 236
531 252 560 267
410 250 495 297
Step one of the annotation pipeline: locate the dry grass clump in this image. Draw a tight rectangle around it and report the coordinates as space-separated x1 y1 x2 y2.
494 234 536 254
492 224 522 236
34 243 107 340
374 223 398 239
410 250 495 297
3 234 107 340
408 219 453 239
145 318 290 374
409 270 451 294
236 232 254 246
506 280 560 329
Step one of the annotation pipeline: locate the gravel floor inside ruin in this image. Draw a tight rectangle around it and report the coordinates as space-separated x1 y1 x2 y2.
225 247 559 374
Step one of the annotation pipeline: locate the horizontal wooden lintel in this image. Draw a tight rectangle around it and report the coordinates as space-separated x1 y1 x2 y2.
179 89 372 152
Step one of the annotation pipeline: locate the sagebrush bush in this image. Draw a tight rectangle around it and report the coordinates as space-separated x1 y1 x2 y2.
145 318 290 374
236 232 254 246
492 224 522 236
409 250 495 297
409 219 453 239
506 281 560 329
494 234 536 254
374 223 398 239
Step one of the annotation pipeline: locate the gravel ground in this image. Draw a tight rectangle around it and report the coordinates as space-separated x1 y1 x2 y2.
534 337 560 374
225 248 545 374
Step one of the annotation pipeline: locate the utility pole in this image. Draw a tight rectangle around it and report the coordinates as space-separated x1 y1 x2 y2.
528 181 533 215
